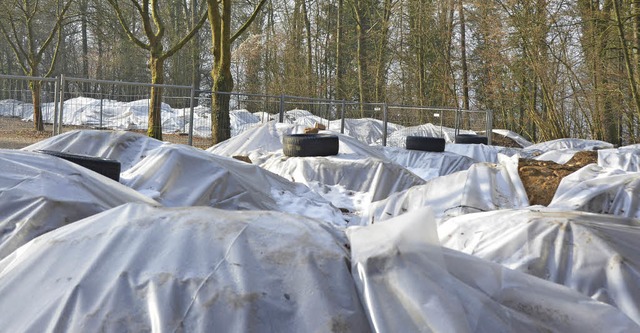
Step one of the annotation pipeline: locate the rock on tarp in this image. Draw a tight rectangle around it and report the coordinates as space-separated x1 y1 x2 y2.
347 208 639 332
0 203 370 332
361 155 529 225
121 144 347 226
0 149 159 260
23 129 164 172
439 208 640 325
549 164 640 218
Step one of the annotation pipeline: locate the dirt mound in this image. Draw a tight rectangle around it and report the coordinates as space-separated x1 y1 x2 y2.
490 133 523 148
518 151 598 206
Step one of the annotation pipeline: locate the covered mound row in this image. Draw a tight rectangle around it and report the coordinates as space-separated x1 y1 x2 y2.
121 144 347 226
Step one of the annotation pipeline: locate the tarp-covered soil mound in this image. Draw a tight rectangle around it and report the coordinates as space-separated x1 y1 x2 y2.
0 204 370 332
23 129 164 172
348 209 638 331
0 150 158 260
440 208 640 324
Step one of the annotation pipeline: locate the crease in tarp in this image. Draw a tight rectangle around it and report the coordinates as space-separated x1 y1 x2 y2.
348 207 639 332
174 224 250 332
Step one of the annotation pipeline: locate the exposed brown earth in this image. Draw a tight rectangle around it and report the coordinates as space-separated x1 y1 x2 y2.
518 151 598 206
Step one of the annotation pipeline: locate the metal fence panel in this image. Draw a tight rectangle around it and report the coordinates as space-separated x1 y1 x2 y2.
0 74 59 136
1 74 494 147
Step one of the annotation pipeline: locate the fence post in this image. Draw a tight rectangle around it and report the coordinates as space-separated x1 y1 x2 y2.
454 108 460 138
486 110 493 145
382 103 388 146
188 85 196 146
340 100 346 134
278 94 284 123
99 91 103 129
53 77 59 135
58 75 65 135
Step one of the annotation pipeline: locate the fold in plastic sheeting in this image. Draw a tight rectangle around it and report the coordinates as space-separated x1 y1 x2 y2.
549 164 640 218
121 145 347 226
384 123 476 147
0 150 159 261
327 118 404 145
439 208 640 325
208 121 304 158
534 148 584 164
492 129 532 147
347 208 639 332
524 138 613 152
23 129 164 171
361 155 529 225
376 147 476 181
599 147 640 172
0 203 370 332
260 154 425 203
445 143 502 163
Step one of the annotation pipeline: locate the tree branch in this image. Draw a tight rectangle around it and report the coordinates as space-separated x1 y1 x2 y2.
107 0 151 49
36 0 73 63
231 0 267 43
160 5 208 60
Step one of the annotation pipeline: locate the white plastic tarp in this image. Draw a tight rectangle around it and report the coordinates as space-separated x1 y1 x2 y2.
207 121 306 159
492 129 532 147
347 208 638 332
533 148 583 164
0 150 158 260
439 208 640 325
376 146 476 181
121 145 347 226
361 154 529 225
524 138 613 153
549 164 640 218
260 154 425 203
23 129 164 171
326 118 404 145
0 204 370 332
598 147 640 172
445 143 501 163
384 123 474 147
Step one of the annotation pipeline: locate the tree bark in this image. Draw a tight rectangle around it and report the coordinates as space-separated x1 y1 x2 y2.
208 0 266 144
459 0 470 110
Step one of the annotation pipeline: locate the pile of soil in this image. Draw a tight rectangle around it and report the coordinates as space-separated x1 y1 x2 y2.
518 151 598 206
490 133 523 148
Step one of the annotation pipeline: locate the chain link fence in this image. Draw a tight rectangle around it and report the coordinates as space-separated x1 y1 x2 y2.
0 74 59 135
0 74 493 147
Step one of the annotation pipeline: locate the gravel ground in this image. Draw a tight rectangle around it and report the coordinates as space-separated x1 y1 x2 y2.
0 117 213 149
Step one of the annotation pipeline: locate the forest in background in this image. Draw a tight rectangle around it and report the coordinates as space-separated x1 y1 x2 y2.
1 0 640 144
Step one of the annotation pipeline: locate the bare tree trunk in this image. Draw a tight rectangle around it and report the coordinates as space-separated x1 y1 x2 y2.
148 53 164 140
30 81 44 131
613 0 640 122
335 0 345 100
302 0 314 94
80 0 89 91
459 0 470 110
353 0 375 115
